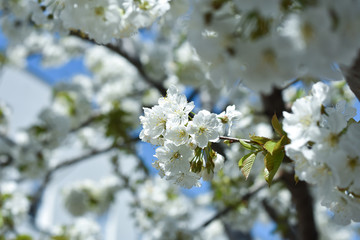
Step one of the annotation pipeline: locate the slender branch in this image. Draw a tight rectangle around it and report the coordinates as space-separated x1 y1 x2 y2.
0 133 16 147
29 144 115 218
69 112 101 133
280 78 300 91
69 30 167 96
219 136 250 144
197 181 272 230
262 199 297 240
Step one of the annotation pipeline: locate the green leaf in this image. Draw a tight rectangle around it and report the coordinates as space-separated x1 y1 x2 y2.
264 140 277 155
264 150 284 185
239 139 258 151
239 152 257 179
264 136 289 155
250 135 270 145
274 135 289 151
238 152 252 167
271 114 284 136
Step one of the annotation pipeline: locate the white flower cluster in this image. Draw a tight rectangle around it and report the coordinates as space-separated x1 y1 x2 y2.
63 176 122 216
188 0 360 93
140 86 241 188
283 82 360 225
26 0 170 44
4 33 87 68
133 178 195 240
52 218 101 240
0 182 30 233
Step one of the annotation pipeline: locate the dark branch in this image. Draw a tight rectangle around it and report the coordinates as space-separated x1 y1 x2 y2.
69 112 101 133
262 199 297 240
29 144 115 219
281 170 318 240
261 88 318 240
69 30 167 96
0 133 16 147
197 182 271 230
342 49 360 102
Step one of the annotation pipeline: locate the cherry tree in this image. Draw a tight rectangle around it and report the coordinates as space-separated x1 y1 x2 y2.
1 0 360 239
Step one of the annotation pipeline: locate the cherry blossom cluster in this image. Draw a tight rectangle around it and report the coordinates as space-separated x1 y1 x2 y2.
188 0 360 93
51 218 101 240
283 82 360 225
0 0 171 44
63 176 122 216
140 86 241 188
133 178 195 239
0 182 30 234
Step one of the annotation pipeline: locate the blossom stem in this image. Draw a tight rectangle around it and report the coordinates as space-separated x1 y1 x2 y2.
219 136 250 144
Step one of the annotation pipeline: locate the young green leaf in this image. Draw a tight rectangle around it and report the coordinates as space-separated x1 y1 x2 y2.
264 140 277 155
250 135 270 145
239 139 258 151
239 152 257 179
264 150 284 185
274 135 289 152
271 114 284 136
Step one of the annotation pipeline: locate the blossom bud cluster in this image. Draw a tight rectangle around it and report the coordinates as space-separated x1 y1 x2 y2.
283 82 360 225
140 86 241 188
63 176 122 216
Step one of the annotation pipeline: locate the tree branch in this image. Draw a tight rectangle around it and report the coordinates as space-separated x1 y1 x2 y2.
261 88 318 240
262 199 297 240
281 170 318 240
342 49 360 102
69 112 101 133
197 181 271 230
29 144 115 219
69 31 167 96
0 133 16 147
